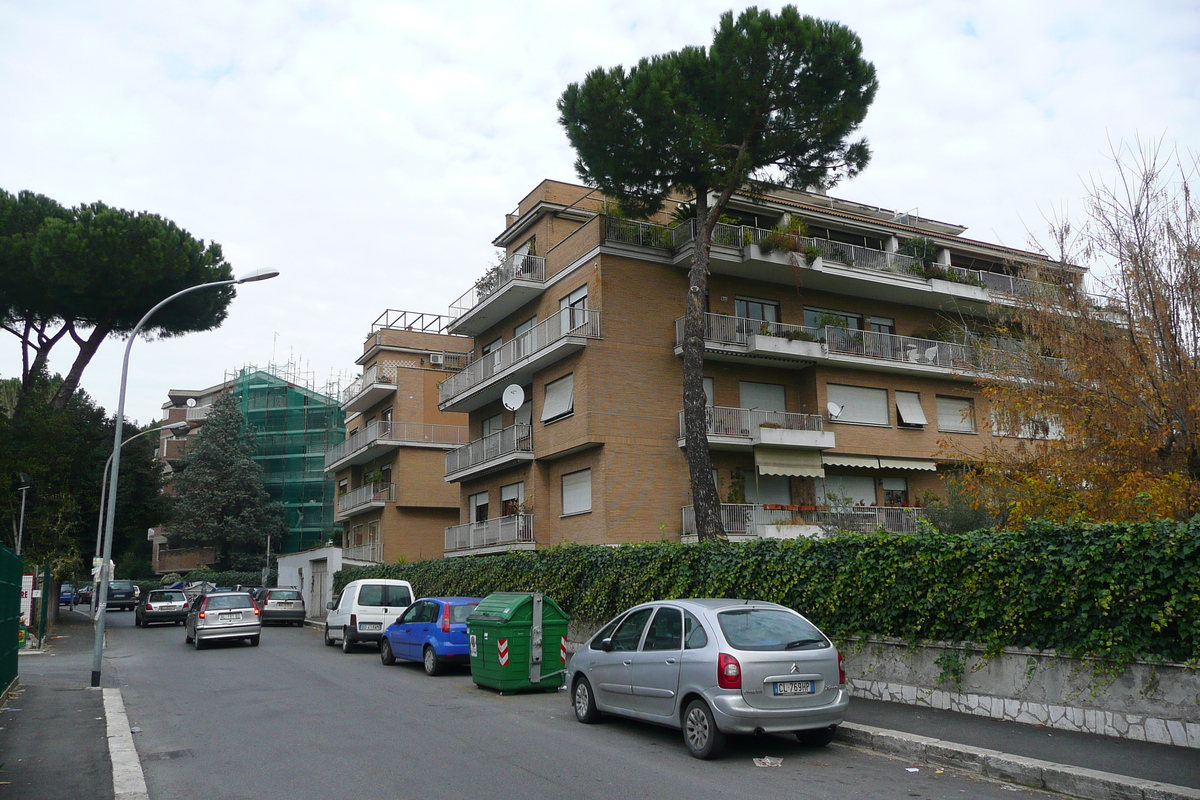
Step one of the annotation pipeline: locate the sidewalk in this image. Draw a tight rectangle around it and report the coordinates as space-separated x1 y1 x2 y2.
0 609 115 799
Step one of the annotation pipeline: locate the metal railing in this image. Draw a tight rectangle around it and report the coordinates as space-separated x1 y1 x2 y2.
185 405 211 422
324 420 469 469
680 407 823 439
681 504 928 536
337 482 394 515
449 254 547 320
343 540 384 563
444 514 534 552
445 424 533 476
340 363 396 406
676 313 822 347
438 307 602 404
824 327 975 370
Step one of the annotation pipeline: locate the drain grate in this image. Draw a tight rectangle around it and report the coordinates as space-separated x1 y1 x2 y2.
142 749 194 762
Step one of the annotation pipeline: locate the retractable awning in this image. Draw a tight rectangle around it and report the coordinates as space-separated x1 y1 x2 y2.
755 448 824 477
821 453 880 468
877 457 939 471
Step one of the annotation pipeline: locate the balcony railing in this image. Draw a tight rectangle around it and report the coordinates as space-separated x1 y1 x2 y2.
337 482 394 516
340 363 396 406
682 504 928 537
185 405 212 422
677 313 823 347
438 307 602 404
680 407 824 439
444 514 534 552
449 254 547 320
343 540 384 563
823 327 975 370
323 420 469 470
445 424 533 476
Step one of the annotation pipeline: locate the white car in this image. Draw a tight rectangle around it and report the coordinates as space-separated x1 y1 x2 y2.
325 579 414 653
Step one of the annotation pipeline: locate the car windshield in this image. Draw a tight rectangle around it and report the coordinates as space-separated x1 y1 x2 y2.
269 591 301 601
716 608 828 651
149 591 186 603
358 584 412 607
206 595 254 610
449 603 478 623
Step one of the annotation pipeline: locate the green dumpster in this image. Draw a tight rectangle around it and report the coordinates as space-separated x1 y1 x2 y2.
467 592 568 693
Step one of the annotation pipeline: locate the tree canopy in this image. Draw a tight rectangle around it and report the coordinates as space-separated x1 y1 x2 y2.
558 6 877 539
168 392 286 570
0 190 235 408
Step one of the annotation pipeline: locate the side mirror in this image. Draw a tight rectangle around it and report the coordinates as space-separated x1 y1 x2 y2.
396 617 404 626
325 601 334 610
599 638 614 652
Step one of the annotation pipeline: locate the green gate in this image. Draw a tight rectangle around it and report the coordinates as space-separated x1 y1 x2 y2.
0 543 22 691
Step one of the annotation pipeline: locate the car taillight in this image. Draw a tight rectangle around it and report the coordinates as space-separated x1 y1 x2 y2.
717 653 741 690
350 613 357 628
838 652 846 685
145 603 154 611
253 606 261 616
198 598 208 619
440 603 451 634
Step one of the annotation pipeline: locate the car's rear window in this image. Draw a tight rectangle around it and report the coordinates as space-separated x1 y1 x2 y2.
109 581 134 590
149 591 186 603
269 590 302 601
357 584 412 607
206 595 254 610
449 603 478 623
717 608 828 651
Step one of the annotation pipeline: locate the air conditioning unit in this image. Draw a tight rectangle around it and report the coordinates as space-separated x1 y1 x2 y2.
429 353 445 365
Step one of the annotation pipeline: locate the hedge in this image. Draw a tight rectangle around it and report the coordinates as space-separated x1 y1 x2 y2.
335 519 1200 667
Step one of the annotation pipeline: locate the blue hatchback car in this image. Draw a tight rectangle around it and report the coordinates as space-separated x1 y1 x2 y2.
380 597 481 676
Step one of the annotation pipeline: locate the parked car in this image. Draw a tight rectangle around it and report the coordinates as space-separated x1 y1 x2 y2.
324 578 413 653
569 599 848 760
259 588 305 626
76 583 95 606
106 580 138 611
59 583 76 606
380 597 481 675
184 591 262 649
135 589 190 627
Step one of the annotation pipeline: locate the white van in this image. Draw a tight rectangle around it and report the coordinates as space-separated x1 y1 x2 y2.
324 578 414 653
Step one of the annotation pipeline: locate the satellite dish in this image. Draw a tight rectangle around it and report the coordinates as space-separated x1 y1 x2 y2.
186 398 197 408
826 402 842 419
502 384 525 412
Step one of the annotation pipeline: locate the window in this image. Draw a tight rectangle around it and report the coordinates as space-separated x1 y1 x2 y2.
501 482 524 516
482 413 504 437
541 373 574 423
642 607 683 651
869 316 895 335
358 584 413 607
684 611 709 649
589 613 626 650
937 396 976 433
703 377 714 407
895 391 928 428
481 337 503 356
513 316 537 337
881 477 908 506
562 468 592 515
744 473 791 505
560 285 588 333
827 384 889 425
735 297 779 323
739 381 786 412
804 307 861 330
608 607 653 652
717 608 828 652
512 317 537 360
469 492 488 523
515 398 532 427
818 475 876 506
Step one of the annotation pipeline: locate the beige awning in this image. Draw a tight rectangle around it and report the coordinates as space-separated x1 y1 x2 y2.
878 457 939 471
755 448 824 477
821 453 880 468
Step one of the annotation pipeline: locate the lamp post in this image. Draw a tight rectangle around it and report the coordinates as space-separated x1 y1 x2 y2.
90 421 190 614
91 269 279 687
14 472 31 556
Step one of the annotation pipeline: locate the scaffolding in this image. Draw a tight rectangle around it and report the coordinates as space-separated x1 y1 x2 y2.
227 363 346 555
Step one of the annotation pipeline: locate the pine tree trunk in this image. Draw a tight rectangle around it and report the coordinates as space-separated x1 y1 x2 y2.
51 323 110 410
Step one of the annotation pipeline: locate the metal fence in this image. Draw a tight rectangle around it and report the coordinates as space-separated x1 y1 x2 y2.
681 504 928 537
679 407 824 439
0 544 22 690
444 514 534 552
449 253 547 320
324 420 469 469
445 424 533 476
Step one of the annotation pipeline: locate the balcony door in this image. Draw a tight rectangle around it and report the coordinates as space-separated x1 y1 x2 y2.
560 285 588 335
501 482 524 517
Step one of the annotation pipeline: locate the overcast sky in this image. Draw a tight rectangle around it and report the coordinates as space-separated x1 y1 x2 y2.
1 1 1197 425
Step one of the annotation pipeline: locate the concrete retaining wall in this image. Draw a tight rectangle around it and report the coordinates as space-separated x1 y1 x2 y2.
843 637 1200 748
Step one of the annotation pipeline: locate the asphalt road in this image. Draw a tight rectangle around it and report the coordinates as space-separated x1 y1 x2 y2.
101 611 1057 800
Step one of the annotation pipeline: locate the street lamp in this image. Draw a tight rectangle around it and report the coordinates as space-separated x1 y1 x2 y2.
91 269 279 687
14 473 31 556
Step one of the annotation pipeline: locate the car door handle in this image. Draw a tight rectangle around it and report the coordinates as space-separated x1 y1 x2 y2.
623 660 632 666
665 658 676 664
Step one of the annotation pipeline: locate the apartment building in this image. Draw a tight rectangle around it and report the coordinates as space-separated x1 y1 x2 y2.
323 311 472 564
154 365 344 571
434 179 1084 555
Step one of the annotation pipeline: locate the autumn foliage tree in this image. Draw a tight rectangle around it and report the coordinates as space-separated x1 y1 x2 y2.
957 141 1200 523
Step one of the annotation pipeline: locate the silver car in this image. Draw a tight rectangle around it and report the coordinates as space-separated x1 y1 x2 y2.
184 592 262 649
569 599 848 759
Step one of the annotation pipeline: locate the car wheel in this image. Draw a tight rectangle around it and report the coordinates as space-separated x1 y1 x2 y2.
324 625 335 646
573 676 601 723
797 726 836 747
380 639 396 665
683 699 726 760
249 635 260 647
185 630 193 644
193 636 205 651
135 615 142 628
422 646 442 676
341 628 355 653
175 621 183 626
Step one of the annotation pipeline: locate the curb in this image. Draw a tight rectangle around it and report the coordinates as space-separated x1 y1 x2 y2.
103 688 149 800
837 722 1200 800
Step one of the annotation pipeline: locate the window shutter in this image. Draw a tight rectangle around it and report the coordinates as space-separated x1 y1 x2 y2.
827 384 888 425
541 374 574 422
562 469 592 515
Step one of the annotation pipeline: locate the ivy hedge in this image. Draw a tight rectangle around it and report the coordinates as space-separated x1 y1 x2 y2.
335 519 1200 666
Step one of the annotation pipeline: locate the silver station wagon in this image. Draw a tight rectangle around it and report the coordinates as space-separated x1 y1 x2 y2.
185 592 262 649
569 598 848 759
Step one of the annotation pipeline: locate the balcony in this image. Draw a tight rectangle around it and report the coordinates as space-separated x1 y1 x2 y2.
337 482 394 517
447 254 547 337
185 405 212 422
324 420 469 473
343 540 384 563
438 307 602 413
341 364 397 414
681 503 927 540
678 407 833 451
445 424 534 483
444 514 534 557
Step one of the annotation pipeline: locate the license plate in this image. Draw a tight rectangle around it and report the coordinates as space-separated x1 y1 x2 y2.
219 613 241 622
278 602 292 607
359 622 381 632
773 680 815 695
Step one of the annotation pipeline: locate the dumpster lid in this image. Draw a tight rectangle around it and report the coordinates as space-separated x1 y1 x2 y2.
467 592 567 623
